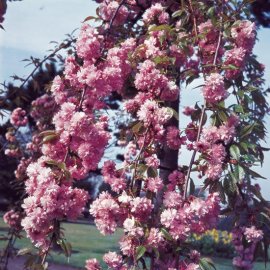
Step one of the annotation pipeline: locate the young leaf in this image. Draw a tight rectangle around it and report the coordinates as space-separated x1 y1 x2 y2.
161 228 173 241
136 246 146 261
230 145 240 160
199 258 216 270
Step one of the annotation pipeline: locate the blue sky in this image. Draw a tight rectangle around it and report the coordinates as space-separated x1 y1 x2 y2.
0 0 270 198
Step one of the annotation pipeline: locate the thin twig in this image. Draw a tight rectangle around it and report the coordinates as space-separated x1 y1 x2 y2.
130 128 149 190
0 38 76 108
183 1 224 198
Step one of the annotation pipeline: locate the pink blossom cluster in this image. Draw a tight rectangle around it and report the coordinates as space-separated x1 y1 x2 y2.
76 24 102 63
145 155 160 169
145 176 164 193
31 94 56 130
202 73 228 104
232 226 263 270
85 259 101 270
167 170 186 191
194 116 238 180
4 129 21 158
224 47 246 79
90 190 157 256
85 253 127 270
102 160 126 193
89 192 121 235
20 21 138 251
197 20 222 67
99 1 129 26
3 210 22 231
4 148 21 158
231 20 256 53
48 103 110 179
135 60 179 101
26 133 42 154
15 157 32 180
224 20 256 79
142 3 169 25
10 107 28 127
166 126 186 150
161 193 220 240
137 99 172 139
21 158 89 248
103 251 124 269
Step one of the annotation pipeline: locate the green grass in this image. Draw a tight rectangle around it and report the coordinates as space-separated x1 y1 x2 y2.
0 219 122 269
0 219 269 269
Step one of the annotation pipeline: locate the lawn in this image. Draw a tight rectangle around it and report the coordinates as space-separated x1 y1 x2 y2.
0 219 269 269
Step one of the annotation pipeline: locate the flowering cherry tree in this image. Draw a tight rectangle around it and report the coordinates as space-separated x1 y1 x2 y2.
1 0 270 269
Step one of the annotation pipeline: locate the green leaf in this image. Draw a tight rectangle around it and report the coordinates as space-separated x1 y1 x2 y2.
132 121 143 134
149 24 173 32
240 123 257 138
161 228 173 241
234 104 244 113
82 16 98 23
250 185 265 201
221 64 238 70
234 165 245 182
147 167 158 178
223 176 237 195
17 247 33 256
136 246 146 261
165 107 174 120
137 164 148 175
240 142 248 152
39 130 56 137
153 55 175 65
217 111 228 122
42 134 58 144
230 145 241 160
207 6 215 18
153 247 160 259
244 167 266 179
57 239 72 258
172 10 184 18
199 258 217 270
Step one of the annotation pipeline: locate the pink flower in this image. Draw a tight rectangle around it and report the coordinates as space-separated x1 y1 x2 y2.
10 108 28 127
146 177 164 193
130 197 153 221
145 156 160 169
123 217 136 232
244 226 263 242
103 251 123 269
90 192 120 235
163 191 182 208
3 210 21 230
135 60 179 101
202 73 228 103
119 235 135 256
231 20 256 53
85 258 101 270
183 106 196 116
166 126 186 150
76 24 102 63
100 1 129 26
142 3 169 24
146 228 164 248
224 47 246 79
